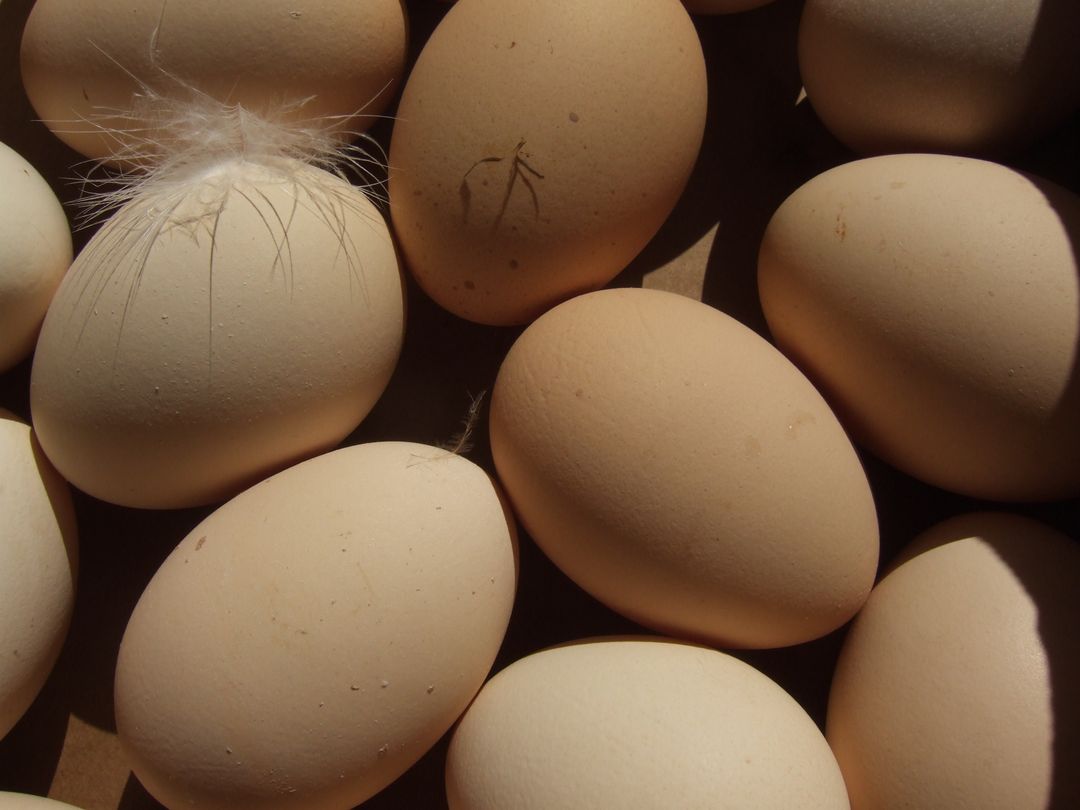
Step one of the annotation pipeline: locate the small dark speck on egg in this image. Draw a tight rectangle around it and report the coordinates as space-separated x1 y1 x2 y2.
569 111 579 123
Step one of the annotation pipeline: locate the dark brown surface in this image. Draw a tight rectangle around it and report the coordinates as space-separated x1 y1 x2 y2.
2 1 1079 808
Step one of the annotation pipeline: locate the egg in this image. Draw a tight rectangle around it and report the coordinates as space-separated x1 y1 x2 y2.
490 287 878 648
826 512 1080 809
0 141 72 373
388 0 707 325
798 0 1080 154
31 158 405 509
0 794 84 810
446 638 851 809
0 411 77 741
114 441 518 809
757 153 1080 501
20 0 408 163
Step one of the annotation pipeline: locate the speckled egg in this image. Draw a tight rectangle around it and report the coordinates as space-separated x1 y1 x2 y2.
115 441 518 809
490 287 878 648
389 0 707 325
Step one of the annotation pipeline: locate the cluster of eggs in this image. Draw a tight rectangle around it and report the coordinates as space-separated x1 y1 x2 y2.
1 0 1078 808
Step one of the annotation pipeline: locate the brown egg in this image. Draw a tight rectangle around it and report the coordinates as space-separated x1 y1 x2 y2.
827 512 1080 809
388 0 707 325
447 638 851 809
758 153 1080 501
798 0 1080 154
115 441 519 809
490 287 878 648
20 0 408 162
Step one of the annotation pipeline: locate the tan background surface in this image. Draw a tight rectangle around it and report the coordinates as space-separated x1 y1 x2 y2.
2 0 1078 807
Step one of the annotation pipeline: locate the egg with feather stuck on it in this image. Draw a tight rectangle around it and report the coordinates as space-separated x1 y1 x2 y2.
31 155 405 510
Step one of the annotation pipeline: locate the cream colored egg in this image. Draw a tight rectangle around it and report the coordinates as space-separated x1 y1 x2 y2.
31 158 404 509
446 638 851 809
0 411 77 741
490 287 878 648
758 153 1080 501
115 441 518 809
827 512 1080 809
0 794 85 809
20 0 408 162
389 0 707 325
0 142 72 372
798 0 1080 154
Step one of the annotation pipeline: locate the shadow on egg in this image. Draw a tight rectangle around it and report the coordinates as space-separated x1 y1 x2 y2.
899 519 1080 807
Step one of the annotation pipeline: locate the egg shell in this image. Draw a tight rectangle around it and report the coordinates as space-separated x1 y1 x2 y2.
826 512 1080 809
388 0 707 325
446 637 851 809
31 158 405 509
20 0 409 162
0 141 72 373
0 411 78 741
0 794 84 810
114 440 518 809
489 287 878 648
798 0 1080 154
757 153 1080 501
